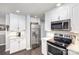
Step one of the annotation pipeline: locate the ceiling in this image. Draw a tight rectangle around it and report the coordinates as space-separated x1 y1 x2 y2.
0 3 57 18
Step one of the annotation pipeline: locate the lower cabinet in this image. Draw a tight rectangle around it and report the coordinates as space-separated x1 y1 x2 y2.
20 39 26 50
10 39 19 54
41 39 47 55
68 50 79 55
10 38 26 54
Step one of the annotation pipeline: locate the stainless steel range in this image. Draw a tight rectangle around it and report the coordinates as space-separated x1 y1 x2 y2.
47 33 72 55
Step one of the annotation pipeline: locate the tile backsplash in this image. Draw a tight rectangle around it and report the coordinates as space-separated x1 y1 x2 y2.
46 31 79 45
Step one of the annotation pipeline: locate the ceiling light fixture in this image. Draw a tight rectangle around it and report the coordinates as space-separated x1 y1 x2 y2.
56 3 62 7
35 16 37 18
16 10 20 13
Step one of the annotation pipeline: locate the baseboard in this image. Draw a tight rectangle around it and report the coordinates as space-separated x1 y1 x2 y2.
0 43 5 46
26 47 31 50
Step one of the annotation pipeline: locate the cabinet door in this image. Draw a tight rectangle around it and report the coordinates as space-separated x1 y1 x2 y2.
19 16 25 31
41 39 47 55
10 14 18 31
58 6 68 20
10 39 19 54
71 5 79 33
68 50 79 55
20 38 26 50
45 5 69 31
51 6 68 21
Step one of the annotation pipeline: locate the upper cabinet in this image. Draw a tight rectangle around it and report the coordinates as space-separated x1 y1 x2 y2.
45 5 69 21
71 5 79 33
9 14 25 31
18 15 25 31
45 4 69 31
10 14 18 31
45 4 79 32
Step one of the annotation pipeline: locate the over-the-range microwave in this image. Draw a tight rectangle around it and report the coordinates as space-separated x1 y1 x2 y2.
51 19 71 31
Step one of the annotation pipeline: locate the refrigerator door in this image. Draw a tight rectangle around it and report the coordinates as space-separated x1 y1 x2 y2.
30 23 41 49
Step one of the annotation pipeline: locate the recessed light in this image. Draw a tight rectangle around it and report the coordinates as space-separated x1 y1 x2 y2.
16 10 20 13
56 3 62 7
35 16 37 18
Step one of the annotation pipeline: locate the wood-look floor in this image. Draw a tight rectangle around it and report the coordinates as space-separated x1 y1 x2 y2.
0 45 42 55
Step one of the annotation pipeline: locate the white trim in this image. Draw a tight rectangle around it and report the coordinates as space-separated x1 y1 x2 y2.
26 47 31 50
0 43 5 46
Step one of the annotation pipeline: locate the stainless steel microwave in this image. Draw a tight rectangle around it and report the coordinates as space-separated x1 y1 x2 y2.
51 19 71 31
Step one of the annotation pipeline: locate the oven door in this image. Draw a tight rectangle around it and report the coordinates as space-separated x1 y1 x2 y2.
47 42 67 55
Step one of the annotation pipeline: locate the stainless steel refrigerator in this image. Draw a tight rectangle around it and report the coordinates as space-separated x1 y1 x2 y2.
30 23 41 49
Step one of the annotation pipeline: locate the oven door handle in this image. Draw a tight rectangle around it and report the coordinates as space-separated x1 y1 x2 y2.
47 42 66 51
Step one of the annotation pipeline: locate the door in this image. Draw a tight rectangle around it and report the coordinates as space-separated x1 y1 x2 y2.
30 23 41 49
10 39 19 54
20 38 26 50
18 15 25 31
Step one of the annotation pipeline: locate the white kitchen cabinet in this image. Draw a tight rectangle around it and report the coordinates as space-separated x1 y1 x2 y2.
10 38 26 54
10 14 18 31
45 4 78 32
51 6 68 21
20 38 26 50
41 38 48 55
18 15 25 31
10 39 20 54
9 14 25 31
71 5 79 33
9 14 26 54
45 4 69 31
68 50 79 55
